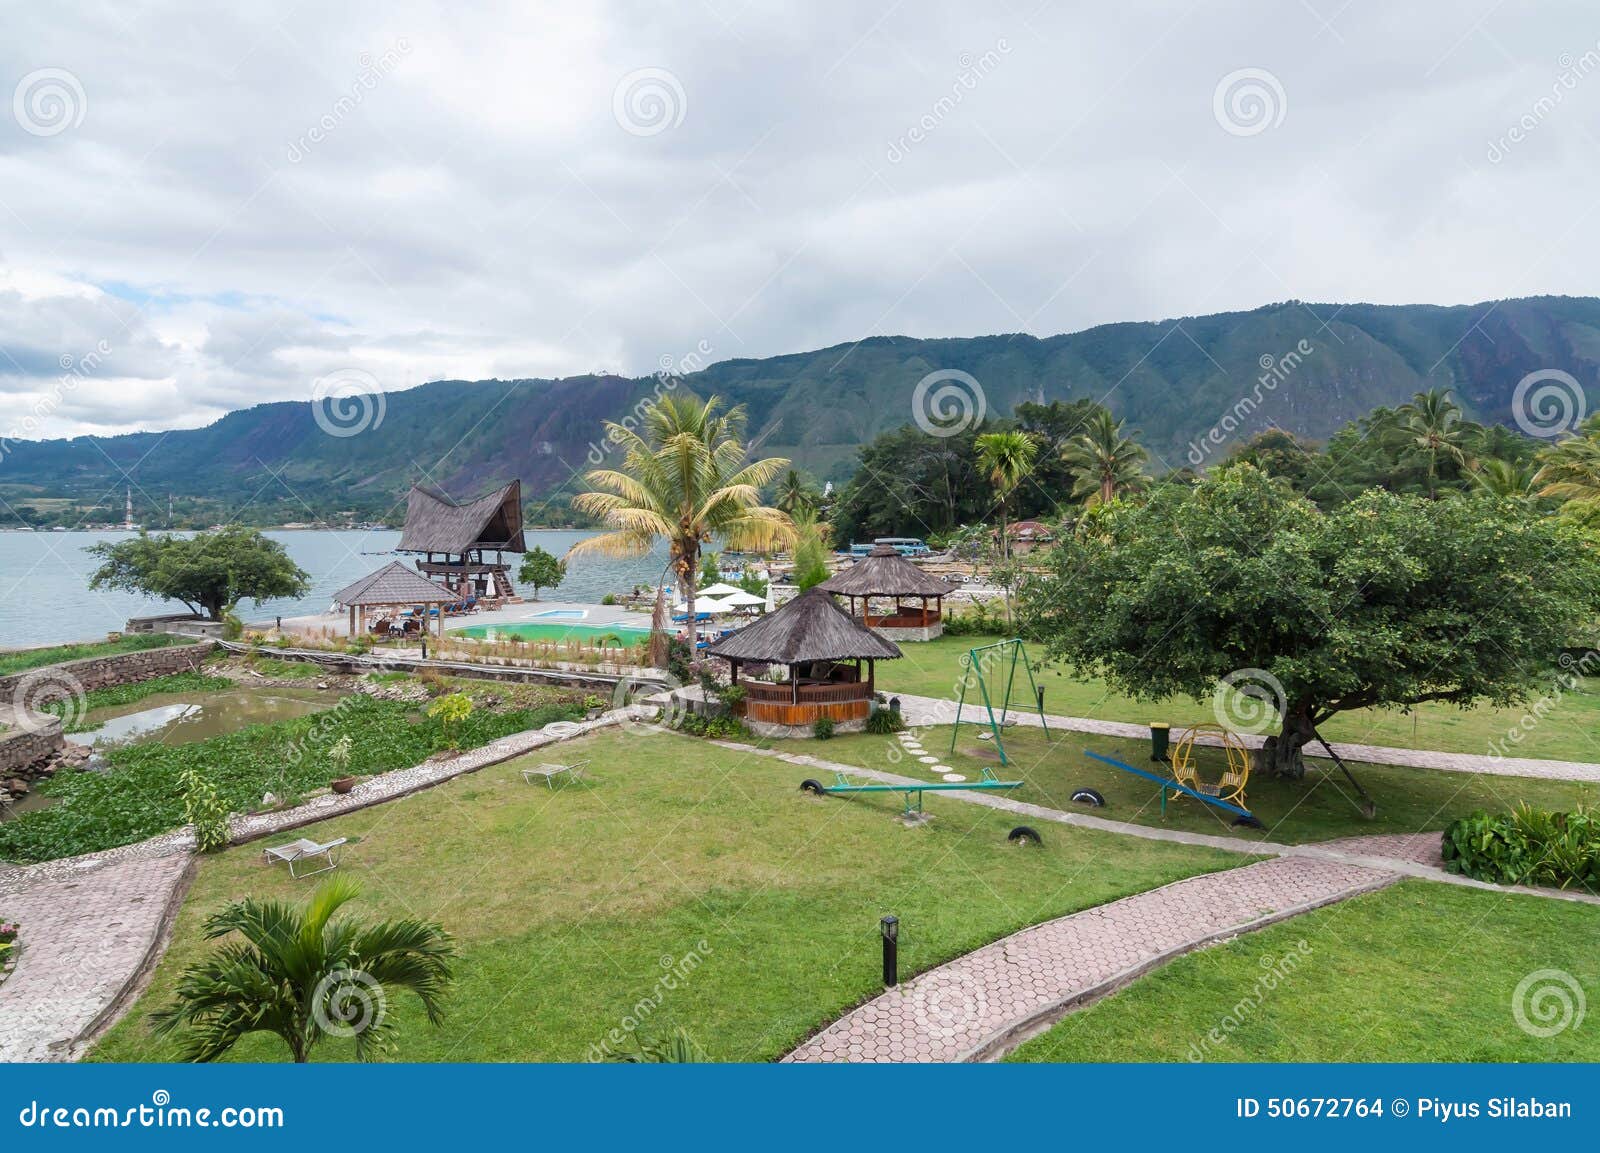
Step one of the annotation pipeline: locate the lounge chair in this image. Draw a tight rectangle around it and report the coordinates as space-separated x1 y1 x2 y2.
520 759 589 789
262 836 348 878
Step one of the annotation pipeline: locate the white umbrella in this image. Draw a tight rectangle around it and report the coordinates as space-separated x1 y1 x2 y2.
698 582 742 598
721 589 767 608
675 595 734 615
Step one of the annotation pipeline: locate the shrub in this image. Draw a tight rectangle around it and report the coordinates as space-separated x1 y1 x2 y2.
864 707 905 735
601 593 617 605
943 600 1008 636
179 765 231 853
1442 804 1600 890
812 716 835 740
426 692 474 749
220 610 244 641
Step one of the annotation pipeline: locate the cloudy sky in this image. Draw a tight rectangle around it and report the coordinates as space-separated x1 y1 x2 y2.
3 0 1599 439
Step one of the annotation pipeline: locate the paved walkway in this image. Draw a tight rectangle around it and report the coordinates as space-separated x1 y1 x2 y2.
893 692 1600 783
785 855 1397 1063
0 853 190 1062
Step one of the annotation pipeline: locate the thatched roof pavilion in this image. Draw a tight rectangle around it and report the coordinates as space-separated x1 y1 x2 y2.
332 560 457 638
818 543 957 640
707 588 900 735
397 481 525 601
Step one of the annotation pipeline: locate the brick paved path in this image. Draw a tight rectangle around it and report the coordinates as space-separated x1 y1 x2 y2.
893 693 1600 783
0 853 190 1062
784 856 1396 1063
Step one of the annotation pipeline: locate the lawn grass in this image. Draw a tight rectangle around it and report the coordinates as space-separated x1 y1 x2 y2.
877 635 1600 764
244 656 326 680
90 728 1237 1063
800 724 1596 844
1007 879 1600 1062
0 633 195 676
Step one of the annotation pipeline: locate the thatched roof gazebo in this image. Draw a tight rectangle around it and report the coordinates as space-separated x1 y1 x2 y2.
397 480 526 603
818 542 958 640
332 561 458 639
706 588 900 736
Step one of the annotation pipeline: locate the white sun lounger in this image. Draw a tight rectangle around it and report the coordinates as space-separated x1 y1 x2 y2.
520 759 590 789
262 836 347 878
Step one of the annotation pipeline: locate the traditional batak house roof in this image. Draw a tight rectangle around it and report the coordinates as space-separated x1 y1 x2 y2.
396 480 526 602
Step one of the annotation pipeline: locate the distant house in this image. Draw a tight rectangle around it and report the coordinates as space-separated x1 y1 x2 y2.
397 480 526 603
1004 520 1056 555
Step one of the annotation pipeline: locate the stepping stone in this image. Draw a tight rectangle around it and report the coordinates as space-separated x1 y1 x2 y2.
941 772 966 782
918 756 939 764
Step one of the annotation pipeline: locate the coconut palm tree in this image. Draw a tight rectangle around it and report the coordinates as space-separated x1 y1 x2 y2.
1386 388 1478 498
151 876 455 1062
1534 416 1600 521
568 393 793 627
1471 457 1539 499
974 430 1039 565
774 469 819 517
1060 410 1149 507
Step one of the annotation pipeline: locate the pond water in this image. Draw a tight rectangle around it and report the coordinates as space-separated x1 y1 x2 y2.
70 686 342 749
1 686 343 822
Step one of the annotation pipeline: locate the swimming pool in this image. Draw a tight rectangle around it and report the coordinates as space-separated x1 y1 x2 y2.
451 621 652 645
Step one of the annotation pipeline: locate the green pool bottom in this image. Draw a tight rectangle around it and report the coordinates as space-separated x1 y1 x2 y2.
450 622 652 645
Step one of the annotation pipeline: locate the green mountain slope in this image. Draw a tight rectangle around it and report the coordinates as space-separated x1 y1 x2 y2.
6 296 1598 523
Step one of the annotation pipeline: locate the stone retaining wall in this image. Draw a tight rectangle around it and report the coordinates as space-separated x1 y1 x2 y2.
0 641 212 707
0 711 63 785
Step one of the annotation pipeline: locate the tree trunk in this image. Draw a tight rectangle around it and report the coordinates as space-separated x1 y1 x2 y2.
996 505 1011 626
1256 705 1315 779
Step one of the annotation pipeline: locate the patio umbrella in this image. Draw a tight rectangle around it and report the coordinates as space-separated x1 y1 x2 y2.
698 582 742 598
721 589 767 610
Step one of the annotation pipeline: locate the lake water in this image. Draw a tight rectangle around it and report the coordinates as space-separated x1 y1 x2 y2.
0 529 671 648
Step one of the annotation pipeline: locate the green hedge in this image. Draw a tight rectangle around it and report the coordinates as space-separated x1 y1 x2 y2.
0 694 582 864
1442 804 1600 890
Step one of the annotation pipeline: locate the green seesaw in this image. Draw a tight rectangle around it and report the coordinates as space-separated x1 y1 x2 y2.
800 766 1023 815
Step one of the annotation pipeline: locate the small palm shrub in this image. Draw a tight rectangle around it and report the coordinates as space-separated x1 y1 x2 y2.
608 1027 708 1062
152 876 455 1062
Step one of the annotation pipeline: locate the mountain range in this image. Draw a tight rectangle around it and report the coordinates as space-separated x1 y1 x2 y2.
6 295 1599 525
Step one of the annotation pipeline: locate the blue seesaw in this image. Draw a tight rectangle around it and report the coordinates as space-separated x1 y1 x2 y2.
1083 749 1264 827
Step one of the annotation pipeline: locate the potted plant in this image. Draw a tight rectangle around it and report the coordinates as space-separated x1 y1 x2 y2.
326 735 357 793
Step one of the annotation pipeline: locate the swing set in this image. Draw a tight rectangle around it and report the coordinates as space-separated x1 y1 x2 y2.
948 638 1050 766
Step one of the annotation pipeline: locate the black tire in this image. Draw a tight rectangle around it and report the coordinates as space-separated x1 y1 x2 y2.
1070 788 1105 808
800 779 827 796
1007 825 1042 846
1232 814 1265 829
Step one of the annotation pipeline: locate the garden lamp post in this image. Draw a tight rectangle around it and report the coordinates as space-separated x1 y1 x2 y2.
880 914 898 987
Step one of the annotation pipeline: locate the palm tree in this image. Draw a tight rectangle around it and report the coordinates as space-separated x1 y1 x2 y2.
151 877 455 1062
974 430 1038 565
1471 457 1538 499
1534 415 1600 520
568 394 793 627
1387 388 1478 498
1060 410 1149 507
774 469 818 517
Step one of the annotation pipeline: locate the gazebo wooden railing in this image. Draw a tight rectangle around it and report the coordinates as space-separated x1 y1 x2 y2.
862 604 941 629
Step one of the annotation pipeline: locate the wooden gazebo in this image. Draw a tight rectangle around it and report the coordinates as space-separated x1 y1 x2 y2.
706 588 901 736
818 543 957 640
332 561 457 640
397 480 525 603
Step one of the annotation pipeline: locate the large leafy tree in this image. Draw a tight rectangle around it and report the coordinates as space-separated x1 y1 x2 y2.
86 526 310 621
1059 409 1149 507
152 877 455 1062
517 545 566 599
1021 465 1600 778
568 393 793 624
